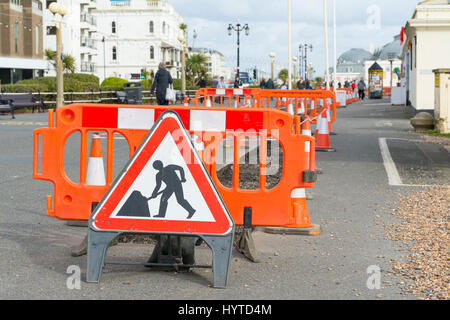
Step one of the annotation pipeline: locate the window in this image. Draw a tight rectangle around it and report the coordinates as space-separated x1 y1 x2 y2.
112 21 116 34
149 21 154 33
46 26 56 35
150 46 154 60
35 26 39 55
162 21 165 34
112 46 117 60
14 23 19 53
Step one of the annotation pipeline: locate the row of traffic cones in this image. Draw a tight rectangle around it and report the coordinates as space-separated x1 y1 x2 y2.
271 104 336 235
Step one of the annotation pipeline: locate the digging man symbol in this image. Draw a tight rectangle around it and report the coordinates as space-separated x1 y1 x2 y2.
149 160 196 219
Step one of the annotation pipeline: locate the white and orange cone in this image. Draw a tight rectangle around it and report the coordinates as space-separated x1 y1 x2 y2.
184 96 189 106
315 109 336 152
86 133 106 186
206 96 212 107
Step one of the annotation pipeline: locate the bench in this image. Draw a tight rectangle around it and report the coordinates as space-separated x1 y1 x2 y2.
0 93 45 118
0 100 14 119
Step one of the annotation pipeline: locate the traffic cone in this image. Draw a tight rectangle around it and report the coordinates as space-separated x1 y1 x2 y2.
298 98 306 115
301 115 312 137
184 96 189 106
287 98 294 115
265 188 320 235
315 109 336 152
86 133 106 186
206 96 212 107
71 134 106 257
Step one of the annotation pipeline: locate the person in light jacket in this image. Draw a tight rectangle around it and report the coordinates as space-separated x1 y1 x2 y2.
151 62 173 105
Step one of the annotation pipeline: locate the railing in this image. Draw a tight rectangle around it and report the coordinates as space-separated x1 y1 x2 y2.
20 89 199 106
80 13 97 26
80 37 96 49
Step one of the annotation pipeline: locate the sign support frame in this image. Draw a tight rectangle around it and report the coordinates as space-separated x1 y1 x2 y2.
86 110 235 288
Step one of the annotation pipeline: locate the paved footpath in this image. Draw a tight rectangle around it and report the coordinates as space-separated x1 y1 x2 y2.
0 101 447 299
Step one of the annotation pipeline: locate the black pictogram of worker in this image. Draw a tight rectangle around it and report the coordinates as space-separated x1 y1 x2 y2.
148 160 196 219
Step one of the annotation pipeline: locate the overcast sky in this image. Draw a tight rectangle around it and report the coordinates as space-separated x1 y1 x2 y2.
170 0 419 78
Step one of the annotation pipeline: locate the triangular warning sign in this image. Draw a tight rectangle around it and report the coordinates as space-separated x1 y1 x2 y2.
90 111 233 235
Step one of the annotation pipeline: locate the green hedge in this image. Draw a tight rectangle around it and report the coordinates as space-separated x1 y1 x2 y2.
101 77 128 87
1 83 48 93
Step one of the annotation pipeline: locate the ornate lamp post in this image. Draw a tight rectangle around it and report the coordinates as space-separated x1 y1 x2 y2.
299 44 313 81
228 22 249 77
269 52 276 80
49 2 68 108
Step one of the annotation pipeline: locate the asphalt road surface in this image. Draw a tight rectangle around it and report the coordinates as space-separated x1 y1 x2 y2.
0 99 448 299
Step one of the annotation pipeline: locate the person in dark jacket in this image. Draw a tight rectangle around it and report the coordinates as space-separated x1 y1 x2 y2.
151 62 173 105
265 78 275 89
199 76 207 88
260 78 266 89
233 76 242 88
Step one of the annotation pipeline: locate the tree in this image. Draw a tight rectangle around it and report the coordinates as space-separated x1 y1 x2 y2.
278 69 289 81
186 53 208 86
45 49 76 73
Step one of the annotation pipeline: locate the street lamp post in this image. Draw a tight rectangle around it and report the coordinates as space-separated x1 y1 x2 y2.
293 56 297 86
228 22 249 77
178 34 187 95
269 52 276 80
102 36 106 81
49 2 67 108
299 44 313 81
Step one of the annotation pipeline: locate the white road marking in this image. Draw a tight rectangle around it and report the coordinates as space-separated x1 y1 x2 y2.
378 137 450 187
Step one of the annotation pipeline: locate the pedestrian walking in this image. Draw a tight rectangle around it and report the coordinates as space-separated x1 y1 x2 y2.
234 76 242 88
211 76 218 88
260 78 266 89
150 62 173 106
351 81 356 92
199 76 207 88
217 76 227 88
357 78 366 100
266 78 275 89
296 77 306 89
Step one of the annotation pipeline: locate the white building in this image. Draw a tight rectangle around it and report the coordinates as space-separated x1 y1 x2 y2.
93 0 183 83
401 0 450 114
43 0 98 76
190 47 232 80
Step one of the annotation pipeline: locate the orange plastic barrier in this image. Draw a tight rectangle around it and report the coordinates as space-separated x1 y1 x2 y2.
194 88 261 108
33 104 317 229
254 89 337 125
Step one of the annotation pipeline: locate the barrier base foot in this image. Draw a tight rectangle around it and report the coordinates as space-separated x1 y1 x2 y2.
71 234 88 257
66 220 88 227
234 228 260 263
264 224 321 236
316 147 336 152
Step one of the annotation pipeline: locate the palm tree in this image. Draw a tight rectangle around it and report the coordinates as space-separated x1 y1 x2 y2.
186 53 208 86
45 49 76 73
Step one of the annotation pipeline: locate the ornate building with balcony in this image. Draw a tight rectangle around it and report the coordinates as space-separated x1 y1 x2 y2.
93 0 183 82
0 0 47 84
43 0 98 77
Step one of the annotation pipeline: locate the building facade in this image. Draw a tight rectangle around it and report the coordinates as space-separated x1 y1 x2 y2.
0 0 47 84
42 0 98 77
401 0 450 114
190 47 231 80
93 0 183 83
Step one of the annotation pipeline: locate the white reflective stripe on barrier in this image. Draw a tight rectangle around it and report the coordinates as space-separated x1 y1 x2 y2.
190 110 226 132
290 188 306 199
118 108 155 130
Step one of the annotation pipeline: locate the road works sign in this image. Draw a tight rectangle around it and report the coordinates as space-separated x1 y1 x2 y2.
87 111 234 287
90 110 233 236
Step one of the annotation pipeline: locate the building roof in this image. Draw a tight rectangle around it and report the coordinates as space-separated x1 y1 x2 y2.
378 35 401 60
337 48 373 65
